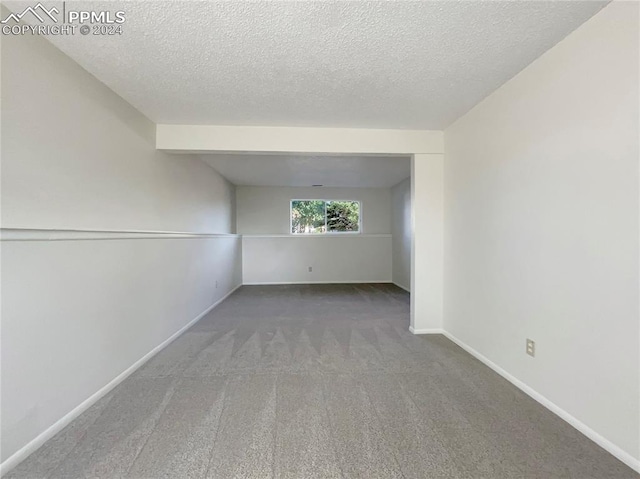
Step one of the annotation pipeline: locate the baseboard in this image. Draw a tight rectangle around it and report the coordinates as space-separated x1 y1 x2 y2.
393 282 410 293
242 280 393 285
441 330 640 473
409 326 443 334
0 283 241 477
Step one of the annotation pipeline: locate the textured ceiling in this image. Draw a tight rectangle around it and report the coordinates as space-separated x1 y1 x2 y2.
14 1 607 129
200 154 410 188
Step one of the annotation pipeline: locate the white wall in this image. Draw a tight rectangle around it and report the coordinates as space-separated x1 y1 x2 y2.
242 235 391 284
391 178 411 291
237 186 392 284
444 1 639 467
411 154 444 333
237 186 391 235
0 23 242 467
1 47 235 234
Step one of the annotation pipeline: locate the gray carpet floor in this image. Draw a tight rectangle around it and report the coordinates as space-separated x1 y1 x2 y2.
6 284 637 478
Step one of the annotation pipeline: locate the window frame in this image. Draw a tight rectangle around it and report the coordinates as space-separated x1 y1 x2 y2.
290 199 362 235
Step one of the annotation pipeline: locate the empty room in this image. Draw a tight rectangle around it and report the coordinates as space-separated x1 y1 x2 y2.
1 1 638 478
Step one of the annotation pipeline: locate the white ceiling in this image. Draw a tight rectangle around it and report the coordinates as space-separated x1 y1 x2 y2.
201 154 410 188
16 0 607 130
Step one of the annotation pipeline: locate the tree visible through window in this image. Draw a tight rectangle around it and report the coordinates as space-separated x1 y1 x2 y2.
291 200 360 234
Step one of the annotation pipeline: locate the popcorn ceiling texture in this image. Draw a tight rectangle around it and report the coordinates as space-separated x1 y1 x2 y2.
29 1 607 129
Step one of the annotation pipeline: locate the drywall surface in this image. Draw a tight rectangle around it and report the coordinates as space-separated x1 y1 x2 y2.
157 124 443 154
242 235 391 284
237 186 392 284
391 178 411 291
0 235 242 465
236 186 391 235
1 34 234 234
444 1 639 465
0 24 241 465
411 154 444 332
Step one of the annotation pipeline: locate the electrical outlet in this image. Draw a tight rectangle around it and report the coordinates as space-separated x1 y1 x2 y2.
308 266 313 272
526 339 535 357
215 280 218 289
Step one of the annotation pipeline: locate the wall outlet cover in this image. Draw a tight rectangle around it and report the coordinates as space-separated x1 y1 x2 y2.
526 339 535 357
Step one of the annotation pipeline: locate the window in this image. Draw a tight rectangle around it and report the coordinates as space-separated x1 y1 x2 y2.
291 200 360 234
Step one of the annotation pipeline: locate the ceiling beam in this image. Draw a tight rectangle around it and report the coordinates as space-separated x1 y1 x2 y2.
156 125 443 155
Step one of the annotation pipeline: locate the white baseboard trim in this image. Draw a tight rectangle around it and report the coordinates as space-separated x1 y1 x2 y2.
409 327 443 335
242 280 393 285
393 282 410 293
441 330 640 473
0 283 241 477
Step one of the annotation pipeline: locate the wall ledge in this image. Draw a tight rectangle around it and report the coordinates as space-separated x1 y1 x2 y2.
0 228 241 242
